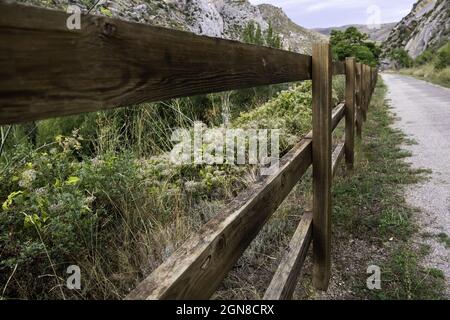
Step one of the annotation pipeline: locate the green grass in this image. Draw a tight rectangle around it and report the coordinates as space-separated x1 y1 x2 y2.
399 65 450 88
437 232 450 249
331 78 446 299
373 247 446 300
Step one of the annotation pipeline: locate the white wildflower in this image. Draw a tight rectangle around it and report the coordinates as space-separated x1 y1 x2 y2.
184 181 200 193
18 169 37 188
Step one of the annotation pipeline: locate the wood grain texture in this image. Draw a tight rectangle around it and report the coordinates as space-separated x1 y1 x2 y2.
361 65 367 121
355 63 362 138
311 42 332 290
332 142 345 177
331 102 345 132
263 211 312 300
125 137 313 299
344 58 355 168
0 2 312 125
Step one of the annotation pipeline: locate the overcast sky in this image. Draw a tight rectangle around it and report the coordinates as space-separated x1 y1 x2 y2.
248 0 417 28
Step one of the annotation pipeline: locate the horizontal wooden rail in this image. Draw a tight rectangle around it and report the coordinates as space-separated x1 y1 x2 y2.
0 2 312 125
332 142 345 177
263 211 312 300
126 137 313 299
331 103 345 131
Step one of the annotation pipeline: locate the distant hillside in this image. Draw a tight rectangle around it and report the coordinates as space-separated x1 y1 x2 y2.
382 0 450 58
313 23 397 43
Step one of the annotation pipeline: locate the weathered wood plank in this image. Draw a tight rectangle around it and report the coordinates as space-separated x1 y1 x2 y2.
332 142 345 177
125 137 313 299
344 57 356 169
355 63 362 138
361 65 367 121
263 211 312 300
0 2 312 125
311 42 332 290
364 64 370 116
331 102 345 132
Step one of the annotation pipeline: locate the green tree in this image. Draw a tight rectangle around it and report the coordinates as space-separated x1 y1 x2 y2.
389 48 413 68
414 49 434 66
265 23 281 49
434 43 450 70
330 27 380 66
241 22 282 49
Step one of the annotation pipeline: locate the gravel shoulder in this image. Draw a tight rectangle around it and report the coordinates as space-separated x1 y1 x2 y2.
383 73 450 296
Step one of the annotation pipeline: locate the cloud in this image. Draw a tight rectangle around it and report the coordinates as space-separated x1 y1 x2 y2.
305 0 372 13
249 0 316 7
248 0 416 28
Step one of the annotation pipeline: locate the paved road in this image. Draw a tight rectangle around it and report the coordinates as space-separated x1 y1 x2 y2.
382 73 450 295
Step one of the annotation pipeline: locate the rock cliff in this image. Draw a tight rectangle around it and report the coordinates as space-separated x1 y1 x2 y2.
382 0 450 58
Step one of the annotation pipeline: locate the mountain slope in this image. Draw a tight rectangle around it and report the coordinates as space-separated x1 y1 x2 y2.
382 0 450 58
18 0 326 54
257 4 328 54
313 23 396 43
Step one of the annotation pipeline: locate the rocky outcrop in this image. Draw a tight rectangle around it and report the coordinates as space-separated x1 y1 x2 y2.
16 0 326 54
382 0 450 58
257 4 328 55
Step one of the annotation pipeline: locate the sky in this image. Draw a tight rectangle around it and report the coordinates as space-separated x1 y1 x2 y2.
248 0 417 28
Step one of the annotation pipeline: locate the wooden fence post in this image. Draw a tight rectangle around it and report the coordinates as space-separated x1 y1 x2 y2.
355 62 362 138
372 67 377 94
361 65 367 121
344 57 356 169
364 65 371 113
370 67 374 96
312 42 332 290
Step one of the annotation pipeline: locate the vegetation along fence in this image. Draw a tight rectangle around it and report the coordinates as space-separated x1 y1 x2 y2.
0 3 378 299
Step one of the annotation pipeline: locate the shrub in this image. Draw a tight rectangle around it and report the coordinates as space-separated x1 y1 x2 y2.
414 49 434 66
330 27 380 66
434 43 450 70
0 127 250 298
0 132 143 298
389 48 413 68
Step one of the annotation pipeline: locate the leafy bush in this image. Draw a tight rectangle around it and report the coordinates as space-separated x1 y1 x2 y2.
0 132 142 298
389 48 413 68
414 49 434 66
233 82 313 153
434 43 450 70
0 129 246 298
330 27 381 66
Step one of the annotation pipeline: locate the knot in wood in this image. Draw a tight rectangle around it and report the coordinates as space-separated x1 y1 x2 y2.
102 22 116 36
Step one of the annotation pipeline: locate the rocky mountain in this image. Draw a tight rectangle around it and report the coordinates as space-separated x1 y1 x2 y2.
17 0 326 54
313 23 396 43
382 0 450 58
257 4 328 54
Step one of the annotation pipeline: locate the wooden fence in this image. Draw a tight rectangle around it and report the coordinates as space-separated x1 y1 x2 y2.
0 3 378 300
